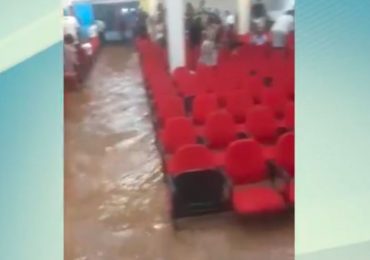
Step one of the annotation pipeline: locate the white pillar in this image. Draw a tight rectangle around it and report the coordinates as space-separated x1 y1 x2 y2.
237 0 251 35
148 0 158 16
164 0 185 72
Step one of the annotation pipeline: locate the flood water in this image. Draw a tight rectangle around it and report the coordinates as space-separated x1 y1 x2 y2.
64 46 294 260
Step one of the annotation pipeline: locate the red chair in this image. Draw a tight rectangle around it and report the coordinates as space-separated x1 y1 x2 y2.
192 94 219 124
225 90 253 123
89 36 100 56
274 71 294 101
173 68 199 97
173 67 191 87
225 139 285 214
151 80 176 97
262 87 286 118
204 111 237 149
156 96 185 125
276 133 294 177
246 105 278 143
168 144 215 175
284 102 295 130
212 74 238 105
243 76 264 104
285 181 294 205
217 48 231 64
287 31 295 51
284 73 295 101
275 133 295 204
196 65 216 93
161 117 197 153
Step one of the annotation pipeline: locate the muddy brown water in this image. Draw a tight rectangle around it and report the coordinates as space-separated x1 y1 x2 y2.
64 46 294 260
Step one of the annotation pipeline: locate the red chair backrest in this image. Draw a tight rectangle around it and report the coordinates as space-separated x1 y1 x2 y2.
262 87 286 118
225 139 267 185
246 105 278 143
284 102 294 130
162 117 197 153
276 132 295 177
192 94 219 124
225 90 253 123
173 66 191 86
205 111 236 149
196 65 217 92
243 76 264 104
157 96 185 124
171 144 215 173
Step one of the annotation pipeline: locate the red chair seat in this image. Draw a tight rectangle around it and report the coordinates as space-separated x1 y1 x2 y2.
246 105 278 143
161 117 197 153
233 186 285 214
192 94 219 124
167 144 215 175
156 96 185 125
205 111 237 149
213 150 225 167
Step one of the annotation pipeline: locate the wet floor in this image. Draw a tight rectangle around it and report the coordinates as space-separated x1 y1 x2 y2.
64 46 294 260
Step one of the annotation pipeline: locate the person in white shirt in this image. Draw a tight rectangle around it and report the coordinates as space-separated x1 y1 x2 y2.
271 10 294 48
250 25 268 46
64 34 78 75
224 11 235 27
199 31 217 67
63 15 80 44
152 14 166 47
198 0 206 13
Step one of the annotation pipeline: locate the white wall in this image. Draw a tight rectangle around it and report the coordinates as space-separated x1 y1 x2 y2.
188 0 237 12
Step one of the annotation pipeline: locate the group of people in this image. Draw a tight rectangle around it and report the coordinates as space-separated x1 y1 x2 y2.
63 9 80 77
65 0 295 75
63 7 106 81
139 1 240 67
139 0 294 68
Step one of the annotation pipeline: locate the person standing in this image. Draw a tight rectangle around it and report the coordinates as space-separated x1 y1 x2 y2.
185 2 195 32
95 19 106 43
136 9 149 39
189 16 203 48
250 25 268 46
199 31 217 67
198 0 206 12
224 11 235 27
251 0 267 31
155 15 166 47
63 8 80 44
271 10 294 48
64 34 79 75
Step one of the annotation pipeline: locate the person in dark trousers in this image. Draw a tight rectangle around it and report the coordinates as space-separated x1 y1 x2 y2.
185 2 195 32
189 16 203 49
136 9 149 39
251 0 267 18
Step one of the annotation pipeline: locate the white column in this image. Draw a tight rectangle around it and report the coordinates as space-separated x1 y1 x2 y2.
148 0 158 16
237 0 251 35
164 0 185 72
